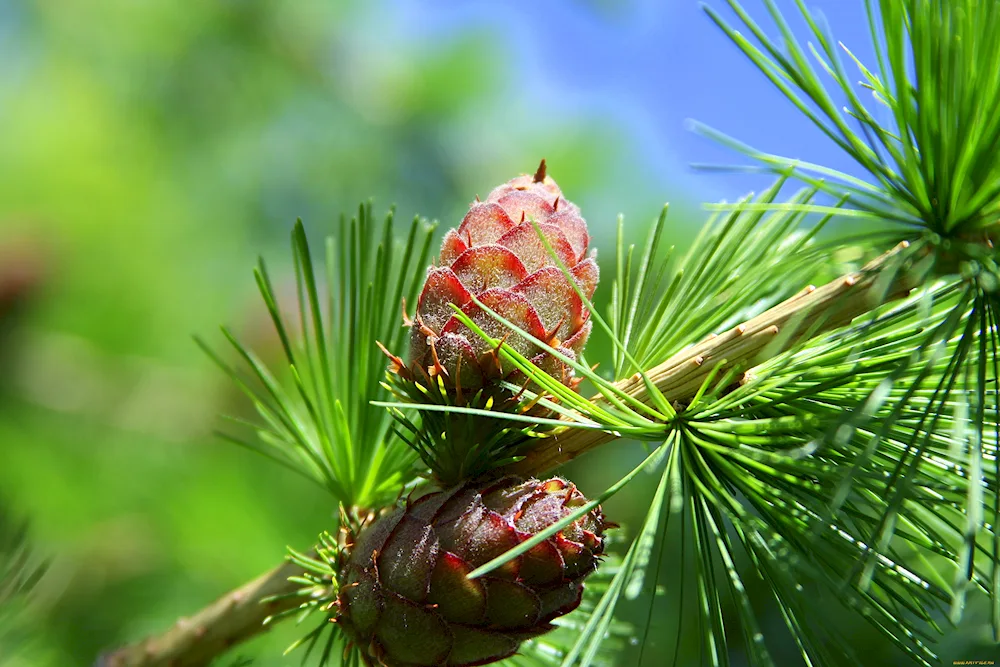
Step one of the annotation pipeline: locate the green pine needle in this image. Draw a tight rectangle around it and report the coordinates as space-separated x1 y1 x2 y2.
197 205 437 511
613 178 843 378
701 0 1000 237
0 502 46 665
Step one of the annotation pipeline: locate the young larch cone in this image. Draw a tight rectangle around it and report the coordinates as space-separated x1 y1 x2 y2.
407 161 598 397
336 476 607 666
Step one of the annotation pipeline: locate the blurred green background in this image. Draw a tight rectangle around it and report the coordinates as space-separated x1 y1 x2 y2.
0 0 995 665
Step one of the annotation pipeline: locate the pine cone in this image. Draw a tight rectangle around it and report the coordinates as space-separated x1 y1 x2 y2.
408 161 598 395
336 477 606 666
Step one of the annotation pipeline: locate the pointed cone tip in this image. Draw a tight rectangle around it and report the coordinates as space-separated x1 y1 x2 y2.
533 159 547 183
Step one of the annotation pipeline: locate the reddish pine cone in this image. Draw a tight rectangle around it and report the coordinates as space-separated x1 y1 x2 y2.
409 161 597 394
336 477 607 667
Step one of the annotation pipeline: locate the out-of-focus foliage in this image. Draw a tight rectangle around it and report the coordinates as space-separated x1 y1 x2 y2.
0 503 50 667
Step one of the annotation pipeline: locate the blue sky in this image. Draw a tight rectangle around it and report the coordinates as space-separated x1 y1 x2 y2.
381 0 881 205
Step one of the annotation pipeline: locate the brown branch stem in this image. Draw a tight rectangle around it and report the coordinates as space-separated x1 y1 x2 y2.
96 559 305 667
97 242 918 667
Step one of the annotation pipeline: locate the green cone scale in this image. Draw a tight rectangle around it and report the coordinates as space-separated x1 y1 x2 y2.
336 477 607 666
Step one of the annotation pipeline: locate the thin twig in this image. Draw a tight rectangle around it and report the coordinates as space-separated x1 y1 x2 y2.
96 559 305 667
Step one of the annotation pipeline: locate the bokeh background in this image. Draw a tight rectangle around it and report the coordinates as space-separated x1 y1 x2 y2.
0 0 994 665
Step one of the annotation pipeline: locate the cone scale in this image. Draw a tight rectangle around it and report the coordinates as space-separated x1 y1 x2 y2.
336 477 607 667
